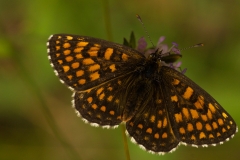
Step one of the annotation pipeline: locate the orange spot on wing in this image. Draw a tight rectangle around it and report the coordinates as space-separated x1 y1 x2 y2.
218 118 224 126
138 124 143 129
196 122 203 130
83 58 95 65
150 115 155 123
92 104 97 109
107 95 113 101
75 53 83 59
205 123 212 131
212 122 218 129
63 66 70 72
66 36 73 40
99 93 105 100
187 123 194 132
67 75 72 80
104 48 113 60
87 97 93 103
109 110 115 115
175 113 183 123
100 106 106 112
208 103 216 113
194 95 204 110
89 64 100 72
58 60 63 64
63 50 71 55
77 41 88 47
154 133 160 139
74 47 84 53
63 42 71 48
76 70 84 77
96 87 104 96
109 64 116 72
65 56 73 62
78 79 86 85
162 132 168 139
172 79 180 85
171 95 178 102
201 114 208 121
199 132 206 139
71 62 80 69
183 87 193 100
90 72 100 81
146 128 152 134
163 117 167 128
179 127 186 134
157 120 162 128
190 109 199 119
56 46 60 51
182 108 190 120
122 53 128 61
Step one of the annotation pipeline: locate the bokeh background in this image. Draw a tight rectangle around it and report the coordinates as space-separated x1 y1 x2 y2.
0 0 240 160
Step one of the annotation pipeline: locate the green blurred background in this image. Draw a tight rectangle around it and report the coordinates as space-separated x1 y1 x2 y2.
0 0 240 160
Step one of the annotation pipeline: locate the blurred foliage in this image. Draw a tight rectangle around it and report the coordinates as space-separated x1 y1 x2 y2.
0 0 240 160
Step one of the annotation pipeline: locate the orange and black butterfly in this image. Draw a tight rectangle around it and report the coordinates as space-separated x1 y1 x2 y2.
47 34 237 154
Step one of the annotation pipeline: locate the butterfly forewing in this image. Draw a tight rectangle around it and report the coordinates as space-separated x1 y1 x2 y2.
47 34 145 91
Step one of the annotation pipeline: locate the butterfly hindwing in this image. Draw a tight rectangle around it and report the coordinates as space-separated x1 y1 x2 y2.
73 75 129 127
125 81 180 154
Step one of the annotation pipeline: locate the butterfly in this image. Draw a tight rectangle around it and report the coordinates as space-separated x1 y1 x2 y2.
47 34 237 154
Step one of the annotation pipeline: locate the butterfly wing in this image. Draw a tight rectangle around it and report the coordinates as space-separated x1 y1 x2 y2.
47 34 145 91
126 83 180 154
47 34 148 127
47 34 237 153
73 65 161 127
73 74 128 127
161 66 237 145
126 66 237 154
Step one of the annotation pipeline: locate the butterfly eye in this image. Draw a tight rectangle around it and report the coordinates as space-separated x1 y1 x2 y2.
149 53 154 58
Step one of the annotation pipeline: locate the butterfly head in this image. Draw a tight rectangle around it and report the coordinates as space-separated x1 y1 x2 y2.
146 47 182 71
137 36 182 70
148 49 162 60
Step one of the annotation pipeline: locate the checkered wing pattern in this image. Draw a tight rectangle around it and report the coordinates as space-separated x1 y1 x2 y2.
73 74 129 127
47 34 147 127
47 34 145 91
47 34 237 155
126 66 237 154
126 81 180 153
162 66 237 145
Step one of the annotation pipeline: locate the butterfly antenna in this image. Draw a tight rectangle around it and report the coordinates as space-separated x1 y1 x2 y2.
179 43 204 51
136 14 155 48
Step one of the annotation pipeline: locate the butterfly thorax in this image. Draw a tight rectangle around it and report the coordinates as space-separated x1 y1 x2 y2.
141 51 165 79
121 52 164 121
